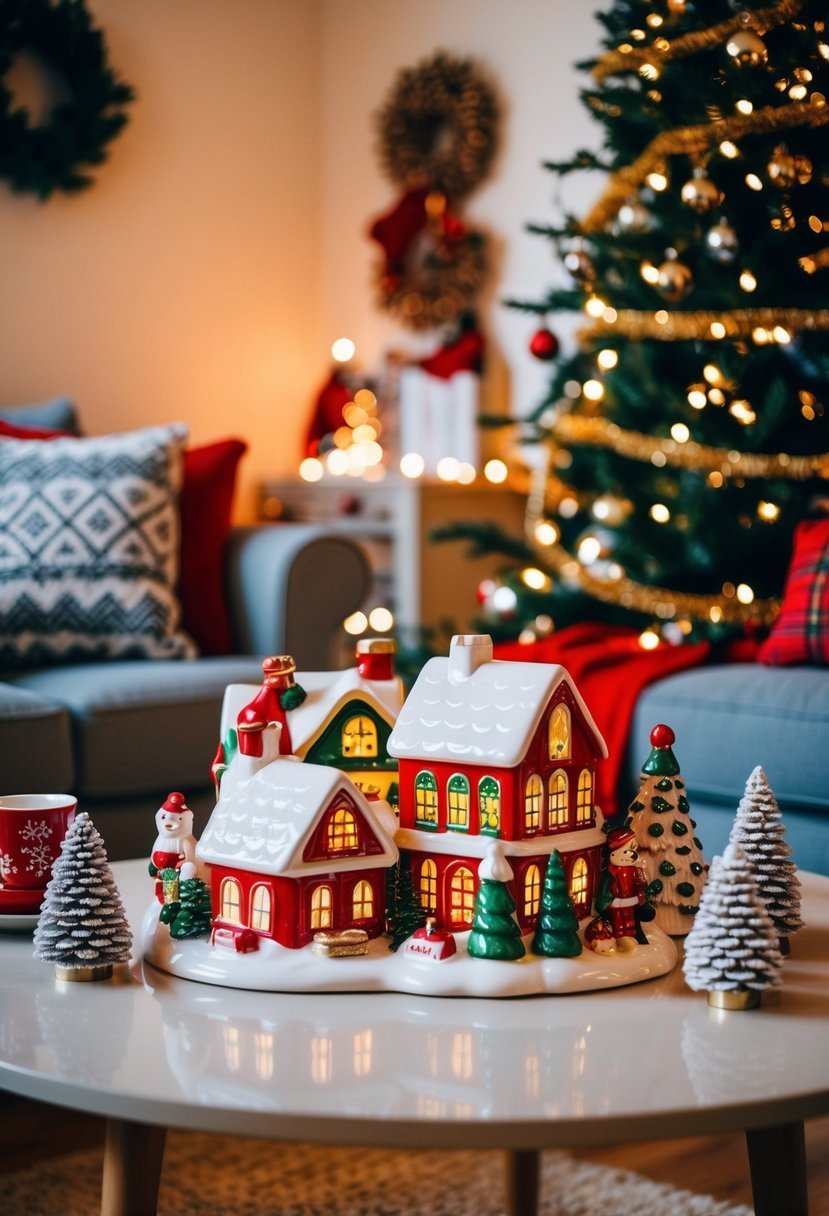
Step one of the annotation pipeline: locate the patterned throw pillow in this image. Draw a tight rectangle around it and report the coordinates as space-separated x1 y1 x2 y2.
759 518 829 667
0 424 196 667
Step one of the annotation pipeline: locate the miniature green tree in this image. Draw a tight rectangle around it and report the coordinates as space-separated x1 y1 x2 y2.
33 811 132 980
387 853 426 951
171 876 213 939
531 849 582 958
468 843 525 962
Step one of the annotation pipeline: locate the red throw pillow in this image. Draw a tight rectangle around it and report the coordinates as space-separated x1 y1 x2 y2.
179 439 248 655
759 518 829 666
0 420 72 440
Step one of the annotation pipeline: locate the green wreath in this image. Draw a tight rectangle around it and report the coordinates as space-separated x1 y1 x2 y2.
0 0 134 199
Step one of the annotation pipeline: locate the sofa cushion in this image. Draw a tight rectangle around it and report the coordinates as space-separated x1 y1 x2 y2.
629 663 829 814
0 424 196 667
759 518 829 667
0 397 80 434
6 657 266 798
0 682 74 792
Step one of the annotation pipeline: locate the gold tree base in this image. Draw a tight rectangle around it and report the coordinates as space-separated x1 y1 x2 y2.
707 988 762 1011
55 963 114 983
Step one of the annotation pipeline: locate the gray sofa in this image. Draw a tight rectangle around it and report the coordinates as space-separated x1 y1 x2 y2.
0 525 369 860
626 663 829 878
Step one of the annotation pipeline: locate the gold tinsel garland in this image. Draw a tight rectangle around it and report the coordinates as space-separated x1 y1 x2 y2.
581 97 829 233
580 305 829 342
592 0 806 81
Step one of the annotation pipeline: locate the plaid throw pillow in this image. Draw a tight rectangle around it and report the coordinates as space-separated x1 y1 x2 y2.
759 518 829 667
0 424 196 667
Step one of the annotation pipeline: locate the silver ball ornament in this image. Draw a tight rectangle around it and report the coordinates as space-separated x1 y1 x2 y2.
616 199 651 232
705 219 739 264
680 171 723 214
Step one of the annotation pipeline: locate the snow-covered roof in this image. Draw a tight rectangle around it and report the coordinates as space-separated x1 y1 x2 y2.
220 666 403 756
388 637 607 768
196 758 398 877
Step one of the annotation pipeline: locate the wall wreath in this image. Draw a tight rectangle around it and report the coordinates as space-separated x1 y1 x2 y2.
0 0 134 199
369 52 499 333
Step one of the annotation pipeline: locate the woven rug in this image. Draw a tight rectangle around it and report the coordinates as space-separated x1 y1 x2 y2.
0 1132 754 1216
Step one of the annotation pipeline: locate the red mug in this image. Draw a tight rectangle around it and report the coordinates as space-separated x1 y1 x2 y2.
0 795 77 902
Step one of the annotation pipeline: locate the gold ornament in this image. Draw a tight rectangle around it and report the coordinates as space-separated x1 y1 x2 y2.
725 29 768 67
767 145 813 186
681 169 723 213
564 249 596 285
656 258 693 301
706 218 739 263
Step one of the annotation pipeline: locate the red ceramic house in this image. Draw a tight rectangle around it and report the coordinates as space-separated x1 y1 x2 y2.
387 634 608 933
196 753 398 949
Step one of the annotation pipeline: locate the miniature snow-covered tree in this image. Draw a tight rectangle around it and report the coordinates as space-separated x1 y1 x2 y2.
387 854 426 951
730 766 803 952
468 843 525 962
171 877 213 940
683 843 783 1010
627 724 706 937
33 812 132 981
531 850 581 958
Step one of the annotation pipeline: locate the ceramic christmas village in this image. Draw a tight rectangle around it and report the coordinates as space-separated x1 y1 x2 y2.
138 634 802 1003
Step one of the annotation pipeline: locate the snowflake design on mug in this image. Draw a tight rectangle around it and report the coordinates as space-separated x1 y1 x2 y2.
20 819 53 878
0 852 19 879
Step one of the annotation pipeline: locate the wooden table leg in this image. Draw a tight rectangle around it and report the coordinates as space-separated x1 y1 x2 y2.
100 1118 167 1216
745 1121 808 1216
504 1148 540 1216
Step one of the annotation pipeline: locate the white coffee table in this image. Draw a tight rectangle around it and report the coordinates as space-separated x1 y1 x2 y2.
0 860 827 1216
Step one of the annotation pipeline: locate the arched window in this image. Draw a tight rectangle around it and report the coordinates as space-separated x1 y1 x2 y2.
447 774 470 830
524 774 542 833
548 770 569 828
548 703 571 760
311 884 333 929
220 877 241 923
250 883 272 932
570 856 589 909
341 714 378 758
352 879 374 921
523 863 542 919
449 866 475 927
576 769 593 823
478 776 500 836
327 806 359 852
419 858 437 911
415 771 438 826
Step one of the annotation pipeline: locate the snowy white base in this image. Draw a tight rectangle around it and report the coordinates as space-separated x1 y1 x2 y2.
142 903 678 998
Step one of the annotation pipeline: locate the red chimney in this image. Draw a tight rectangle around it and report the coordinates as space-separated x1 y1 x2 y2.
356 637 396 682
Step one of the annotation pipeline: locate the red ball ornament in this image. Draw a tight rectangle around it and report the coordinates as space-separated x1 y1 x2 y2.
650 723 676 749
476 578 496 606
529 327 560 361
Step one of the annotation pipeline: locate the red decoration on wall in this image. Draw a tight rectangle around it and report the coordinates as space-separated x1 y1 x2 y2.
419 326 485 379
303 369 353 457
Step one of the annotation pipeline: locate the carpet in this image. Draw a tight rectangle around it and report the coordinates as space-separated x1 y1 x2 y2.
0 1132 754 1216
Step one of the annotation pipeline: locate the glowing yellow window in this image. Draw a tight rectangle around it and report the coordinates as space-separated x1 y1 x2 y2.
420 858 437 911
524 863 542 919
415 771 438 826
478 776 501 836
570 856 589 908
548 704 571 760
327 806 359 852
311 884 333 929
524 774 542 832
250 884 272 932
220 877 242 923
447 774 470 829
449 866 475 926
548 770 569 828
342 714 378 758
576 769 593 823
352 879 374 921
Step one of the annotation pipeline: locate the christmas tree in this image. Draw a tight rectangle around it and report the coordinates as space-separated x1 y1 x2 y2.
387 854 426 951
729 764 803 943
627 723 707 934
33 812 132 981
531 850 582 957
171 877 213 940
467 843 526 961
683 842 782 1007
449 0 829 645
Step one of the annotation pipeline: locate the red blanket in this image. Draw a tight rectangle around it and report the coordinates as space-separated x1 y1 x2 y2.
494 622 724 820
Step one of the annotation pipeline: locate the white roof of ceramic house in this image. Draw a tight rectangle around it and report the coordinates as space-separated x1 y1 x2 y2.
388 635 608 768
220 666 404 756
196 757 398 878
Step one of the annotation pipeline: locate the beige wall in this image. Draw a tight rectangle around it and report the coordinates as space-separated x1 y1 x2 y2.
1 1 602 517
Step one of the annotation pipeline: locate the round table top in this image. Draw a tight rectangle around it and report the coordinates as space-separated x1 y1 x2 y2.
0 859 827 1150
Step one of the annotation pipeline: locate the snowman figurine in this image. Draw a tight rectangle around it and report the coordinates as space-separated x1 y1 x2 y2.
148 791 197 904
595 825 652 953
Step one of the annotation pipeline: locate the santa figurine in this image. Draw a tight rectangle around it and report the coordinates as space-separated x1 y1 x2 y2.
148 791 197 904
595 825 652 952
